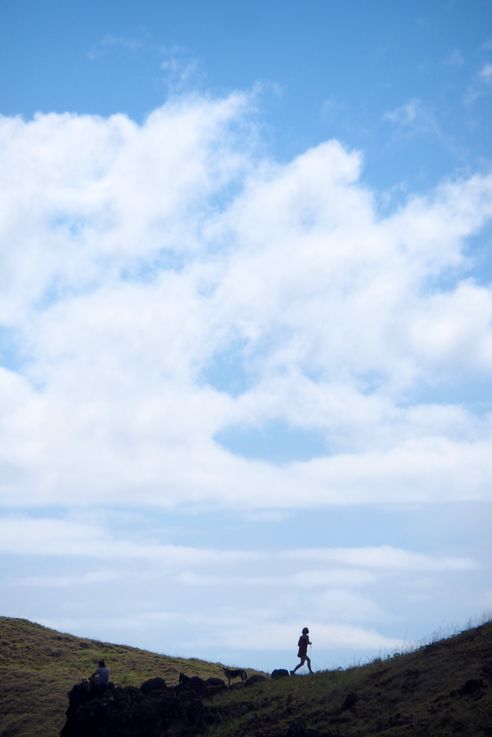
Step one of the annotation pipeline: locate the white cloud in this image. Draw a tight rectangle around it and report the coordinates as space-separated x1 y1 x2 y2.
464 63 492 104
290 569 376 587
0 516 475 575
282 545 476 571
1 94 492 512
312 589 386 623
15 570 122 588
2 512 479 660
384 99 423 126
87 34 143 61
174 568 376 589
0 93 251 322
37 611 403 653
215 619 403 651
384 98 440 137
480 63 492 81
160 55 202 93
0 516 259 563
37 612 185 638
406 281 492 371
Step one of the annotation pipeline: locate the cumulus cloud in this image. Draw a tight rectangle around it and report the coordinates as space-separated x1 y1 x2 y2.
1 92 492 512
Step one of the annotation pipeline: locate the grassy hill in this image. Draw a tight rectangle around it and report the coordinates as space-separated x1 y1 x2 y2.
1 616 491 737
206 619 492 737
0 616 233 737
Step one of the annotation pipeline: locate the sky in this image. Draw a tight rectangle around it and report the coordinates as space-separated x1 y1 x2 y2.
0 0 492 673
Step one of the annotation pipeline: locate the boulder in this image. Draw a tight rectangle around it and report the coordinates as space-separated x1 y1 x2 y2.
245 674 267 687
141 677 167 695
271 669 290 679
186 676 207 696
205 677 226 696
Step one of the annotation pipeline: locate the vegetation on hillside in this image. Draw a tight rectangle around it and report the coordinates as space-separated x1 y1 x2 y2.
0 616 235 737
206 619 492 736
1 615 491 737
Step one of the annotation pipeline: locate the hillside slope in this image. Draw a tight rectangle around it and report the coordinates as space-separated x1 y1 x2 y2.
0 616 233 737
1 616 491 737
207 620 492 737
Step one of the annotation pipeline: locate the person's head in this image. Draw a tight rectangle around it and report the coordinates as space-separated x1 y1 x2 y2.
98 660 106 667
302 627 309 634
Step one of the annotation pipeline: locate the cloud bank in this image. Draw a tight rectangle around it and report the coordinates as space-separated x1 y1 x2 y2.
1 91 492 512
4 513 473 657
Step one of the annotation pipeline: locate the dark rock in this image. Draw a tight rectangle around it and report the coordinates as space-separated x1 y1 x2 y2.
141 676 167 694
187 676 207 695
245 674 267 687
60 679 208 737
271 668 290 679
173 688 208 730
457 678 485 697
206 677 225 687
67 681 92 709
205 677 226 696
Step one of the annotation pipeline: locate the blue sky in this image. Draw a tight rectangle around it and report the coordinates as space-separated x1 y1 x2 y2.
1 0 492 672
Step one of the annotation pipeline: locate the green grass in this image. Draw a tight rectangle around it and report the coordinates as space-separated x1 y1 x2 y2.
0 616 241 737
205 619 492 737
1 616 491 737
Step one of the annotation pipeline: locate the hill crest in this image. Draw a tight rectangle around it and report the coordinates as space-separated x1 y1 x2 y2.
1 615 491 737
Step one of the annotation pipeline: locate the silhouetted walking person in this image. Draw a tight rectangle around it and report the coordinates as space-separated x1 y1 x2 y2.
290 627 313 674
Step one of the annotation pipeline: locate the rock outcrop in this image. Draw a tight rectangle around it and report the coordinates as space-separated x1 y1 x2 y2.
60 678 213 737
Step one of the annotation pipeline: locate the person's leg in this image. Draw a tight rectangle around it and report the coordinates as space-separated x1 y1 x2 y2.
290 657 305 675
305 655 313 674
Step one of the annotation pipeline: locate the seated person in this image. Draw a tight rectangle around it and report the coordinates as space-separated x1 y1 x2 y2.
90 659 110 693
